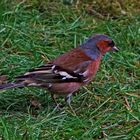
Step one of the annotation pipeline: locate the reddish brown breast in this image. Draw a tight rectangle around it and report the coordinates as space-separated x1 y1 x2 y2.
82 56 102 83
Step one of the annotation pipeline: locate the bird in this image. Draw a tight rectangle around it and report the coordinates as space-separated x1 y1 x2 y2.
0 34 119 105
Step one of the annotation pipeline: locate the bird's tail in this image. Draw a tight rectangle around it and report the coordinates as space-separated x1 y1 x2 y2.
0 82 25 90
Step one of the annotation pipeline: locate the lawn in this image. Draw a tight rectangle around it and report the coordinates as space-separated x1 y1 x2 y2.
0 0 140 139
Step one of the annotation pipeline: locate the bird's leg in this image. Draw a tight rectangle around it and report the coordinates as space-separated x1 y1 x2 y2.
65 93 76 115
51 94 60 109
65 93 72 105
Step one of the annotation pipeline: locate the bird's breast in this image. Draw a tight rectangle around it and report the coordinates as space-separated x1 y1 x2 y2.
83 58 101 83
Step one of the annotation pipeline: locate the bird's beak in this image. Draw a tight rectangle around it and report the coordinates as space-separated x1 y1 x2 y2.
112 46 119 52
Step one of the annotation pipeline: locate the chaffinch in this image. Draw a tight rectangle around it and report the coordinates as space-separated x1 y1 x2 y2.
0 34 118 105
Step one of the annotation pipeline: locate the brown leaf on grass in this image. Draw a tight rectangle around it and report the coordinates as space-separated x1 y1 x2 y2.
0 75 7 85
30 97 42 109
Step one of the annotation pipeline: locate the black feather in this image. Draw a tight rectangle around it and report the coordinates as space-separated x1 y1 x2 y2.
16 64 85 83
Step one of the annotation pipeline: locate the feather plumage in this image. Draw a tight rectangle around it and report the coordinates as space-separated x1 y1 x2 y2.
0 34 118 101
16 64 85 83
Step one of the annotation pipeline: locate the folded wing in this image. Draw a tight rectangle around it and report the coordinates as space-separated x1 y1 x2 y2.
16 64 86 83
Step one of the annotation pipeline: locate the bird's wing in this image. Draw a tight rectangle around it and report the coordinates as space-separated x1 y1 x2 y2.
16 48 94 84
16 63 90 83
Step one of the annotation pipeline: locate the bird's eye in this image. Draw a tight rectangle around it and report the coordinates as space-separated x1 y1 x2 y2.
108 41 115 47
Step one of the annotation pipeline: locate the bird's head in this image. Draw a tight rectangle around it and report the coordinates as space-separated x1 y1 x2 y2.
92 34 119 55
80 34 119 60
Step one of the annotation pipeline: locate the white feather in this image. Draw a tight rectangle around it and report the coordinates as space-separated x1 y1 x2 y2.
59 71 76 79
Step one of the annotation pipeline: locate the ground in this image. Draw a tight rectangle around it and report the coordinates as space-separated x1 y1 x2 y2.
0 0 140 139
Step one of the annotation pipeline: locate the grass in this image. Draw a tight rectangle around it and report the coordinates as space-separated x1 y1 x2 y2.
0 0 140 139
